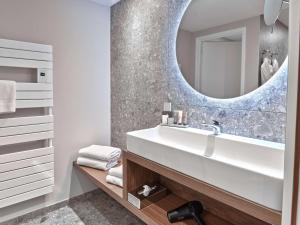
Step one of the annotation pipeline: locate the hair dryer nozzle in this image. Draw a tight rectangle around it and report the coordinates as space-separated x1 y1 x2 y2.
167 201 206 225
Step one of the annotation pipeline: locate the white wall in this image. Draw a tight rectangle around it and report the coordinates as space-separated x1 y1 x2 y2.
201 41 242 98
176 29 196 87
193 16 261 94
0 0 111 222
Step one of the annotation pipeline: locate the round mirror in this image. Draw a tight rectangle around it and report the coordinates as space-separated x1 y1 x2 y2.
176 0 289 99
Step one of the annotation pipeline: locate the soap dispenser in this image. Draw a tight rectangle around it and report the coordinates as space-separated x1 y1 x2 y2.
162 102 173 124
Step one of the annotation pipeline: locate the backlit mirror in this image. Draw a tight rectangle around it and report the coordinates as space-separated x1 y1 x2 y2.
176 0 289 99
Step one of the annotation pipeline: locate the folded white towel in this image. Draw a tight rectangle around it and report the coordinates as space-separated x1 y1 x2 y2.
106 175 123 187
78 145 121 162
0 80 16 114
77 157 118 171
108 165 123 178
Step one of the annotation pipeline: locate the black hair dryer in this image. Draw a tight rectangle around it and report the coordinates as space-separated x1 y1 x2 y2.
167 201 206 225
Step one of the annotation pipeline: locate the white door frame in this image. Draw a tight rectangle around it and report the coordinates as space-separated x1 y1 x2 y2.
195 27 246 95
282 0 300 224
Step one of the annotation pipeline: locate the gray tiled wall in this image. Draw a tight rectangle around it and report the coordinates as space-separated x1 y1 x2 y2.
111 0 287 149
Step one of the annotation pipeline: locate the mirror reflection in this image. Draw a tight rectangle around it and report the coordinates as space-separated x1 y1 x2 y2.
176 0 289 99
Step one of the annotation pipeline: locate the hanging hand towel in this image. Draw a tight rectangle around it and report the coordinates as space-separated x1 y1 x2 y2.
261 58 274 84
272 58 279 73
77 157 118 171
0 80 16 114
106 175 123 187
108 165 123 178
78 145 121 162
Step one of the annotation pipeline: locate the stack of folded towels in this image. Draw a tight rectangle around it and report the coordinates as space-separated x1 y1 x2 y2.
106 165 123 187
77 145 121 171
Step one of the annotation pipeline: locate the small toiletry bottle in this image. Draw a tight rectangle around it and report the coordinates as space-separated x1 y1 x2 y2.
162 102 172 125
162 102 173 117
162 114 169 124
177 110 183 125
182 111 188 125
167 117 174 125
173 111 179 124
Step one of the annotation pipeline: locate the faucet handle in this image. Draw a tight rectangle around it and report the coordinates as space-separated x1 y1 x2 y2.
212 120 220 126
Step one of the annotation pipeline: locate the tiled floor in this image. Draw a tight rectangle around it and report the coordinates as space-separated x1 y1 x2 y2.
1 190 144 225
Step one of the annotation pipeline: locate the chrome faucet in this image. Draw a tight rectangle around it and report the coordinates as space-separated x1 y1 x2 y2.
202 120 221 135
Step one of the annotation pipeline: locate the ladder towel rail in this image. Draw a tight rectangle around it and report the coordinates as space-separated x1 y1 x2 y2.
0 39 54 208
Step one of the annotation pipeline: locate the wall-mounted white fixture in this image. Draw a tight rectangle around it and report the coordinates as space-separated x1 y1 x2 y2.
127 125 284 211
264 0 289 26
0 39 54 209
89 0 120 7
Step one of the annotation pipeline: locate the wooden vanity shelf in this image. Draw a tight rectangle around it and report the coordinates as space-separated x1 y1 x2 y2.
74 150 282 225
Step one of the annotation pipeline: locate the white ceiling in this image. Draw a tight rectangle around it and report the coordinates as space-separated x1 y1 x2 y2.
180 0 265 32
89 0 120 7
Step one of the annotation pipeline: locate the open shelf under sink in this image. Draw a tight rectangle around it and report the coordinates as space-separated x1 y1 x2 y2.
74 150 281 225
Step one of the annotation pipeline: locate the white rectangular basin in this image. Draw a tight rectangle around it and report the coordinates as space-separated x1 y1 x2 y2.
127 125 284 211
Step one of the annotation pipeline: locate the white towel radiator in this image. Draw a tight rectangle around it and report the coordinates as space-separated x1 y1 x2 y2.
0 39 54 208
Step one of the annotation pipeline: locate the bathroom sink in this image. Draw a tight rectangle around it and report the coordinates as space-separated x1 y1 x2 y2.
127 126 284 211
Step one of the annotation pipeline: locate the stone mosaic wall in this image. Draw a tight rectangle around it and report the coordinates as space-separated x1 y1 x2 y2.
111 0 287 149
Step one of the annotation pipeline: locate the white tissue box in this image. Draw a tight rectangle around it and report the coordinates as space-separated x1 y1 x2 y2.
127 184 168 209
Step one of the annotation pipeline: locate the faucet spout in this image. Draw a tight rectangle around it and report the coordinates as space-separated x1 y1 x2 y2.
202 120 221 135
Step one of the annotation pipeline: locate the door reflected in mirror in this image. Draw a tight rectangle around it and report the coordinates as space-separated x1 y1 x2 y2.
176 0 289 99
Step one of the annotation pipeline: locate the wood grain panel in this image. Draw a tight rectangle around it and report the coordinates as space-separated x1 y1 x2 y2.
73 163 123 199
142 194 231 225
160 177 268 225
124 151 281 225
124 158 160 198
75 162 230 225
75 150 281 225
